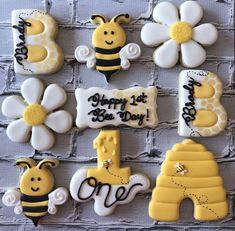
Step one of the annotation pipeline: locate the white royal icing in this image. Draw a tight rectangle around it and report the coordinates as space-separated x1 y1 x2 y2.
1 78 73 151
70 168 150 216
178 70 227 137
75 86 158 130
12 9 64 75
141 1 218 68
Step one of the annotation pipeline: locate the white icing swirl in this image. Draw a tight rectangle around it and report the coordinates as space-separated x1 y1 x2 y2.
2 188 21 207
48 187 68 205
124 43 141 59
14 205 23 214
47 202 57 215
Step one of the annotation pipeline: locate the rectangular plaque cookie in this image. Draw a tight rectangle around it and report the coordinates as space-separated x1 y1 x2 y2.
75 86 158 129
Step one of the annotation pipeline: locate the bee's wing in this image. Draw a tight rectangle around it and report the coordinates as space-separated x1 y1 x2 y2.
74 45 96 69
48 187 69 214
2 188 23 214
119 43 141 70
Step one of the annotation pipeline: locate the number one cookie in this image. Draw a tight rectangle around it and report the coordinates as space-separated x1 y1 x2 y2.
178 70 227 137
70 130 150 216
12 9 64 75
149 139 228 221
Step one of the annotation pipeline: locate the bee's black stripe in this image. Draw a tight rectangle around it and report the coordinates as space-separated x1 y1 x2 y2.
95 47 121 54
23 205 48 213
96 58 120 67
21 193 48 203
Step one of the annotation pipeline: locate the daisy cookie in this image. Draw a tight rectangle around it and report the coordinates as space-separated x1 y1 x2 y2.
178 70 227 137
141 1 218 68
149 139 228 221
70 130 150 216
74 14 141 82
2 158 68 226
75 86 158 130
12 9 64 75
1 78 73 151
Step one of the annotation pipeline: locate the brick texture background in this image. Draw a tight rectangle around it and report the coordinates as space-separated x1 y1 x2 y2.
0 0 234 230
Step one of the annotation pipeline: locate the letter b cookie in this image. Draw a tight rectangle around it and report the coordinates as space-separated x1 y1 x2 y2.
12 9 64 75
178 70 227 137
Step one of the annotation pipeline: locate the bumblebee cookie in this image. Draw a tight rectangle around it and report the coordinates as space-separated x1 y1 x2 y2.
2 158 68 226
70 130 150 216
141 1 218 68
1 78 73 151
149 139 228 221
74 14 141 82
12 9 64 75
75 86 158 130
178 70 227 137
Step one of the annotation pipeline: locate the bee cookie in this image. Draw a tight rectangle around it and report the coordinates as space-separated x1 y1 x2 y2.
70 130 150 216
149 139 228 221
141 1 218 68
75 86 158 130
12 9 64 75
1 78 73 151
2 158 69 226
74 14 141 82
178 70 227 137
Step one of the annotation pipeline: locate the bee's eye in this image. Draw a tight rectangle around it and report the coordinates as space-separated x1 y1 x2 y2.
111 31 115 35
38 177 41 181
104 31 108 35
31 177 34 181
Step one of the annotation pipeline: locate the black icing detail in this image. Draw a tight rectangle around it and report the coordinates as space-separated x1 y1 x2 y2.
21 193 49 203
113 14 130 23
96 58 120 67
12 16 31 66
77 177 143 208
23 205 48 213
16 161 32 168
25 215 45 227
181 77 202 127
105 40 114 45
91 14 106 23
31 187 39 192
95 47 121 54
38 161 56 169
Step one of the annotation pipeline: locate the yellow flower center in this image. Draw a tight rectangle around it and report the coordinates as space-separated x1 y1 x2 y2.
23 104 47 126
170 21 193 44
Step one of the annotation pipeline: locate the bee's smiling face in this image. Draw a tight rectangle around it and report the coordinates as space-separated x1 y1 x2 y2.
20 168 54 196
92 22 126 49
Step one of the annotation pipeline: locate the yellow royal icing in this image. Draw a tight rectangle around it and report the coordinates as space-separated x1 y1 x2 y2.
170 22 193 44
16 158 59 196
149 139 228 221
26 18 45 35
87 130 131 185
23 104 47 126
27 45 48 63
193 110 218 127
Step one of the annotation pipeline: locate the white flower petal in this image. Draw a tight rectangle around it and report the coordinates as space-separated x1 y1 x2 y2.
153 2 179 26
6 118 31 143
2 96 26 119
31 125 55 151
41 84 67 112
21 78 44 104
181 40 206 67
45 111 73 133
193 23 218 46
141 23 170 47
180 1 203 26
153 39 179 68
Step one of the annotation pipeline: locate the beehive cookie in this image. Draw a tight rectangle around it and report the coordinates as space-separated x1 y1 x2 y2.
149 139 228 221
2 158 68 226
12 9 64 75
178 70 227 137
70 130 150 216
74 14 141 82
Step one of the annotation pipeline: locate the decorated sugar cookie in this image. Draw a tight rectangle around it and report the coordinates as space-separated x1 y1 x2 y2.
149 139 228 221
74 14 141 82
1 78 73 151
178 70 227 137
2 158 68 226
12 9 64 74
141 1 218 68
75 86 158 129
70 130 150 216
